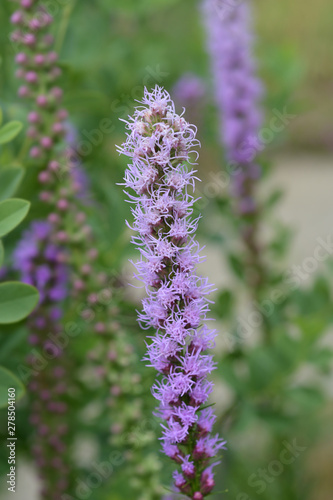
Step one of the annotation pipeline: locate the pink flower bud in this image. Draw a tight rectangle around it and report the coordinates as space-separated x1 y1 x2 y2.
56 231 67 242
30 146 41 158
81 264 91 275
48 213 60 224
18 85 29 98
51 86 63 100
11 11 23 25
28 111 40 123
40 136 53 149
38 424 49 437
108 350 117 361
15 52 28 65
29 18 41 30
41 390 50 400
10 31 21 43
76 212 86 223
88 293 98 304
21 0 33 8
25 71 38 83
111 385 121 396
48 160 59 171
74 280 85 291
57 199 68 211
34 54 45 65
57 109 68 121
27 127 37 139
52 122 63 134
95 322 106 333
38 171 51 184
39 191 52 202
36 94 48 107
28 334 39 345
88 248 98 260
22 33 36 46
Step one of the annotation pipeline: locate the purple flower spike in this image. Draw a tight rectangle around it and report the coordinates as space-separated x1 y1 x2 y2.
119 86 225 498
203 0 264 214
14 221 68 307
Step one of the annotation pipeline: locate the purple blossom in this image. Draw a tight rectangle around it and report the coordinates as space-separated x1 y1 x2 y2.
173 73 206 105
119 86 225 497
14 221 68 306
203 0 264 214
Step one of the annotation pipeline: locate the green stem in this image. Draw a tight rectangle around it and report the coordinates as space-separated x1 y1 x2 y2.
55 1 76 55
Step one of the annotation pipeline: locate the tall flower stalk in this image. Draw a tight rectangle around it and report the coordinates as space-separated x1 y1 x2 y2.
119 86 226 499
11 2 166 498
203 0 267 295
13 222 71 497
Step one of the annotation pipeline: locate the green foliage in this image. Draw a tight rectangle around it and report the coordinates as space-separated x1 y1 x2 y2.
0 366 25 408
0 198 30 237
0 120 23 145
0 166 24 201
0 282 39 324
0 240 3 268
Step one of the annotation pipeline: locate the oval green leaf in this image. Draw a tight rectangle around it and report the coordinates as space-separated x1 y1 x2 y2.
0 282 39 324
0 167 24 201
0 366 25 408
0 198 30 238
0 121 23 145
0 240 4 268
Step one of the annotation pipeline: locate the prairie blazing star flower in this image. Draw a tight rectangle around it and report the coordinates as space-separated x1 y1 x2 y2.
118 86 226 498
203 0 264 215
13 221 71 498
203 0 267 293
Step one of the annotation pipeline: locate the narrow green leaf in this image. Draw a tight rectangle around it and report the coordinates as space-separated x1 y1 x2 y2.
0 282 39 324
0 108 2 127
228 254 245 280
0 366 25 408
0 167 24 201
0 198 30 237
0 121 23 145
0 326 26 361
0 241 3 268
214 289 234 318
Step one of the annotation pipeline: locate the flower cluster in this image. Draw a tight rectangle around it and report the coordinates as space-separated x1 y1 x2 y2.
11 6 165 496
10 3 89 497
13 221 71 498
14 221 67 312
11 0 67 160
119 86 226 499
173 74 205 106
203 0 264 215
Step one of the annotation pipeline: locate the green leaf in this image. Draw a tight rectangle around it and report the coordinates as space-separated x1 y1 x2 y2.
0 366 25 408
0 198 30 237
0 167 24 201
0 326 27 362
0 108 2 127
264 188 284 209
228 254 245 280
0 282 39 324
0 121 23 145
0 241 3 268
214 289 234 318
